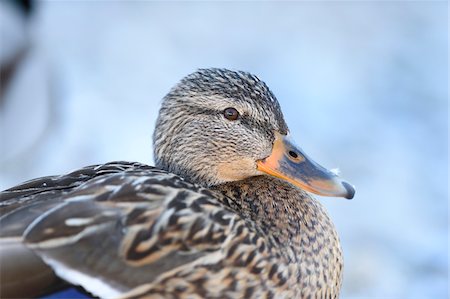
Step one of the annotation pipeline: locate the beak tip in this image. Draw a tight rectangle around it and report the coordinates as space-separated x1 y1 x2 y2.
342 181 356 200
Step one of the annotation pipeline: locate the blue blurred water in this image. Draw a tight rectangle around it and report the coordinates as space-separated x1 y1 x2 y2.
1 1 447 298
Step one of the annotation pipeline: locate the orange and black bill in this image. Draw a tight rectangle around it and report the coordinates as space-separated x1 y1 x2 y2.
257 132 355 199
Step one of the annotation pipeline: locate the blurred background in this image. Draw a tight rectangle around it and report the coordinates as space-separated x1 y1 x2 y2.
0 1 447 298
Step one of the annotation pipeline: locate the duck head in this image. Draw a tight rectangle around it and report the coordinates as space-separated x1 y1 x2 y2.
153 68 355 199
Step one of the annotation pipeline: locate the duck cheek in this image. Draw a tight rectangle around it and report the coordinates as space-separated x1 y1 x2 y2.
216 158 259 182
234 138 272 163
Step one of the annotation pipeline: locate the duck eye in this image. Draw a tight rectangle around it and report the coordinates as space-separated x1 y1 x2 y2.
223 107 239 121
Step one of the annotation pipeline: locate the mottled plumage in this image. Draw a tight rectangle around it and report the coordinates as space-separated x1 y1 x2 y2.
0 68 353 299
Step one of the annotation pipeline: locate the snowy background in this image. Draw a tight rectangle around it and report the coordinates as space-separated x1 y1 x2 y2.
0 1 447 298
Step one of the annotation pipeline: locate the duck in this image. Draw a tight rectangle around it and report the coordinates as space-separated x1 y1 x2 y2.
0 68 355 299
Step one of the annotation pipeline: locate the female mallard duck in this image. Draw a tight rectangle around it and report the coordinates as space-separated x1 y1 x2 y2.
0 68 355 299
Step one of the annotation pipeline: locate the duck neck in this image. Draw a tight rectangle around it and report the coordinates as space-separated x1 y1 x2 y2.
211 176 342 261
213 176 313 242
212 176 343 295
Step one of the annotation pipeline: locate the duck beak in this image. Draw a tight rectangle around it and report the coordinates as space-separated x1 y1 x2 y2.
257 132 355 199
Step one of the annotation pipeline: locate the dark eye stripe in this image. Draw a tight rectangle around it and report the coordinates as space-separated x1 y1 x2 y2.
193 107 274 132
223 107 239 121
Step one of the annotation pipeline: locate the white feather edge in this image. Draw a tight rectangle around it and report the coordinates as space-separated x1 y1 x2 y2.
39 253 124 298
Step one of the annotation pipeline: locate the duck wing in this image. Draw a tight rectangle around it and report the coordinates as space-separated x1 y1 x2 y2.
13 165 257 298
